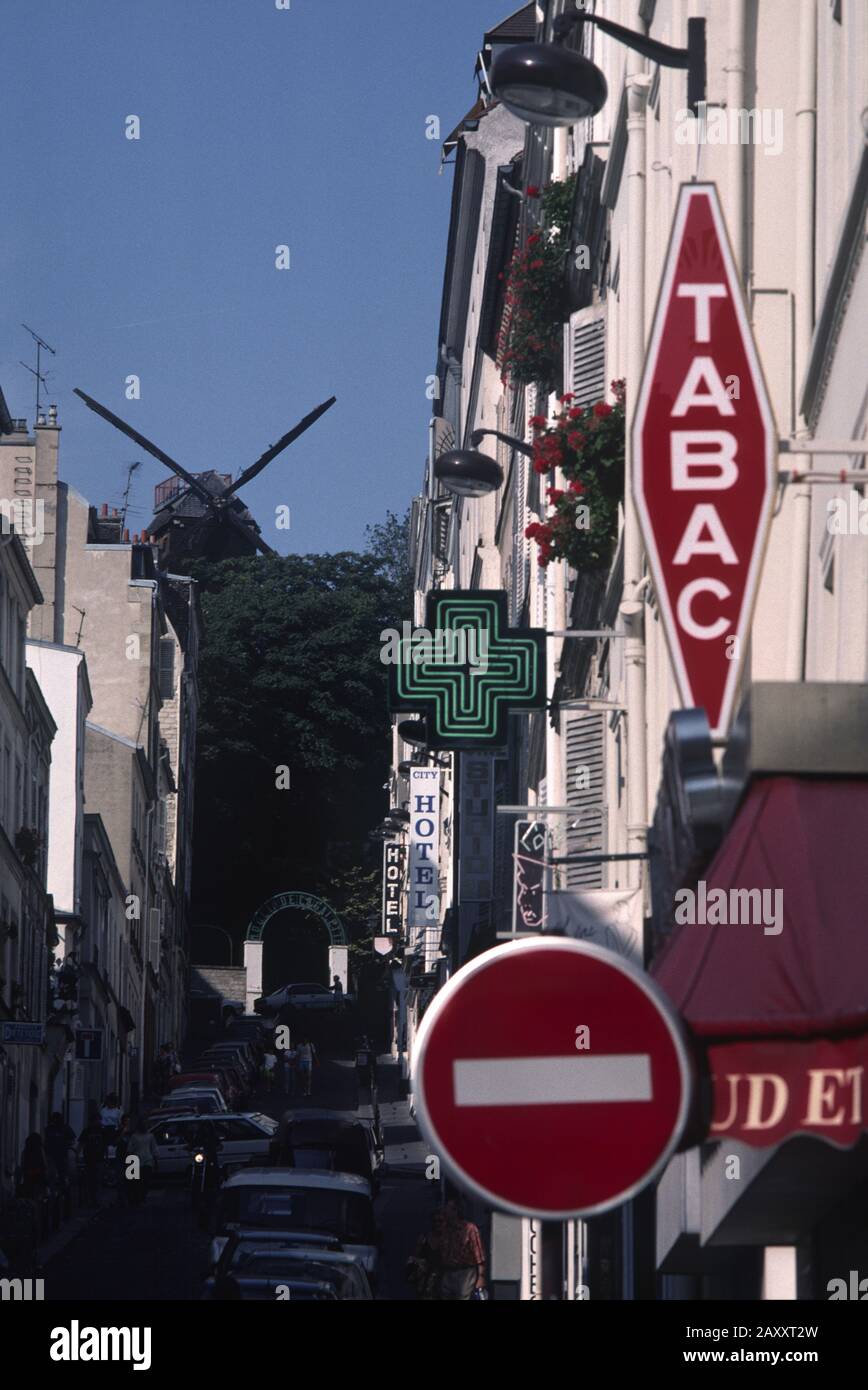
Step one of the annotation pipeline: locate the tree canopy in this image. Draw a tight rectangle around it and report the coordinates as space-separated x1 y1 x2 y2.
189 519 410 944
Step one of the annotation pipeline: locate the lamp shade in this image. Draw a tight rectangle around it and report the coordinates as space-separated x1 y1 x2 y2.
491 43 608 126
397 719 428 746
434 449 503 498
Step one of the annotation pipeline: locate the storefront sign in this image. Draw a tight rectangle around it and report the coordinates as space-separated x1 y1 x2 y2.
709 1036 868 1148
633 183 776 738
1 1022 45 1045
382 841 405 935
512 820 548 932
408 768 440 949
389 591 546 748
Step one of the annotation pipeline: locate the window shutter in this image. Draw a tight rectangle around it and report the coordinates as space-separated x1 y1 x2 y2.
564 711 607 888
564 310 606 407
159 637 175 700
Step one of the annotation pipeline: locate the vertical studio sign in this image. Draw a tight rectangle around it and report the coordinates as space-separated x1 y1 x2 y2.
408 768 440 943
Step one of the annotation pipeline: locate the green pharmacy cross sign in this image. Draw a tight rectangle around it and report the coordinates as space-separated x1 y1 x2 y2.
388 591 546 749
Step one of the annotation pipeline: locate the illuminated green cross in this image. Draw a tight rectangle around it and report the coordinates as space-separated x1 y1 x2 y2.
388 591 546 749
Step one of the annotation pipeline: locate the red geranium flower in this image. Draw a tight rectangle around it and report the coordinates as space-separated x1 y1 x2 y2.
567 432 586 449
568 480 585 494
527 233 541 246
530 259 544 270
594 401 613 418
529 414 548 429
568 407 583 420
526 185 541 197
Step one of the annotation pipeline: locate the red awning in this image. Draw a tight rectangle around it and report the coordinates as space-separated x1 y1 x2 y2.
653 776 868 1038
652 776 868 1148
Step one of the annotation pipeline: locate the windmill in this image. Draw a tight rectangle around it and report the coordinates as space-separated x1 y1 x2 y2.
73 388 336 570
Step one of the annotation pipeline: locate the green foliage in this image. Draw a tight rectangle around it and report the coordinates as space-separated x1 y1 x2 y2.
189 545 404 930
525 381 626 573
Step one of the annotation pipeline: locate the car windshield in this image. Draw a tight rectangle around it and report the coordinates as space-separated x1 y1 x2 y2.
248 1113 279 1133
219 1187 375 1242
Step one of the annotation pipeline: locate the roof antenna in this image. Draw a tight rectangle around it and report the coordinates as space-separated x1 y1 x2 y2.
121 460 142 533
20 324 56 423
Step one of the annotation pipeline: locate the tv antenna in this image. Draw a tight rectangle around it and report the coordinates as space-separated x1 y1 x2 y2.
121 461 142 532
20 324 56 422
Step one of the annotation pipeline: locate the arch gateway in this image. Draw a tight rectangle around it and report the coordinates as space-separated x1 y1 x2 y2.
243 892 348 1013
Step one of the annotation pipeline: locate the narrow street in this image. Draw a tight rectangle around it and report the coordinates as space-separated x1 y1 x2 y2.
44 1048 434 1302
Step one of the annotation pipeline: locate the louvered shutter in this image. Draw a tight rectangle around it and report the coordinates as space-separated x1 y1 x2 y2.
564 311 605 407
564 712 606 888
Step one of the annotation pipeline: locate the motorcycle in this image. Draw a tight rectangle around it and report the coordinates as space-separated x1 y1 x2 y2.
190 1143 221 1229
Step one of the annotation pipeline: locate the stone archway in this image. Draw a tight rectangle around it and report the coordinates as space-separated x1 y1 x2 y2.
243 891 348 1013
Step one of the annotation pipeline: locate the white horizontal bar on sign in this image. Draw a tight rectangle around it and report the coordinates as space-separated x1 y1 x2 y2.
452 1054 652 1107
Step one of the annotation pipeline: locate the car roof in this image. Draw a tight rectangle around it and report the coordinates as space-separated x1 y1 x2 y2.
230 1241 359 1264
222 1167 372 1194
149 1112 264 1124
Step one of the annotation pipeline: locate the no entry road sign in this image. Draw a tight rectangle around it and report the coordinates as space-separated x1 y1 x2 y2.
412 938 692 1218
632 182 776 738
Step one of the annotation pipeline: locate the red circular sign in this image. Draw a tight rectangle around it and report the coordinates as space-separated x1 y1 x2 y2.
413 938 692 1218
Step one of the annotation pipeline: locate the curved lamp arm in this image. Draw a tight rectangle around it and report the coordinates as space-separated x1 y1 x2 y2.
555 6 705 114
471 428 536 460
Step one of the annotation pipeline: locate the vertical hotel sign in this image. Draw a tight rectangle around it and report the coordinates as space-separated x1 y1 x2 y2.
408 767 440 953
382 841 405 936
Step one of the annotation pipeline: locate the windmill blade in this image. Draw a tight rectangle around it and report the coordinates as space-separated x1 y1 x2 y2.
74 389 216 507
221 396 336 498
222 503 275 555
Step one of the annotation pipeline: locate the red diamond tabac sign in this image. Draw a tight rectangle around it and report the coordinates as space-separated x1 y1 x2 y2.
632 183 777 738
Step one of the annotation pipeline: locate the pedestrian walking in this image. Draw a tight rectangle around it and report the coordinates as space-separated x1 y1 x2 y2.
422 1197 486 1300
296 1037 316 1097
0 1183 40 1277
78 1106 107 1207
16 1133 56 1239
99 1092 122 1133
263 1049 278 1092
44 1112 76 1220
123 1116 158 1206
114 1114 132 1201
331 974 343 997
281 1045 297 1098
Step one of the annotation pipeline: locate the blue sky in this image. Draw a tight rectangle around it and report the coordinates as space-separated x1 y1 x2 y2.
1 0 508 554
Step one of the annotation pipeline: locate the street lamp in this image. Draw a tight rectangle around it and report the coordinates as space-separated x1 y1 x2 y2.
434 449 503 498
491 5 705 126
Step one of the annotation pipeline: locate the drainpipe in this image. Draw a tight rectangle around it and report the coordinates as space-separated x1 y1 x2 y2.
622 60 651 892
787 1 817 679
545 128 569 854
725 0 748 278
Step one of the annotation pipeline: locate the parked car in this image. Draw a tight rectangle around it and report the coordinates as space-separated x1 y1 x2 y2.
258 982 351 1014
149 1093 227 1117
169 1073 242 1110
170 1086 229 1113
202 1234 372 1300
147 1113 279 1176
212 1169 378 1280
200 1043 258 1084
271 1111 384 1193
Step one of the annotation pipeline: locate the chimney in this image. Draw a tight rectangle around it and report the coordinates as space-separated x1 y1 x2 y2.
48 403 58 426
101 503 108 517
123 528 130 543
